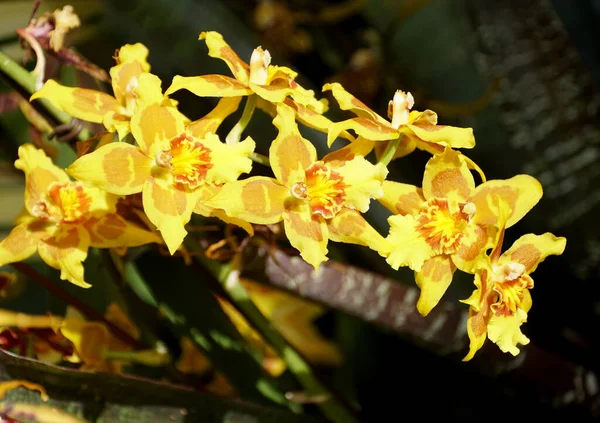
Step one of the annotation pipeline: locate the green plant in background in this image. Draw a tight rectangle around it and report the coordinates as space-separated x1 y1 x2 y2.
0 4 567 422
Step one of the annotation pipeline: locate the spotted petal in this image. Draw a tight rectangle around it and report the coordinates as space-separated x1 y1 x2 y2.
30 80 121 125
378 181 425 216
452 224 493 274
415 255 456 316
202 134 255 185
422 148 474 208
462 270 494 361
327 209 391 256
67 142 152 196
0 220 51 266
110 43 150 108
335 157 387 213
85 213 161 248
199 31 250 84
270 103 317 186
38 225 91 288
204 177 288 225
471 175 543 229
142 177 196 254
283 205 329 270
187 97 242 138
165 75 253 98
386 213 435 271
15 144 69 214
500 232 566 273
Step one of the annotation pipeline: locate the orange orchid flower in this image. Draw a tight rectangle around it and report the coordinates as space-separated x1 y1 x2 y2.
0 144 160 288
165 31 326 113
66 73 255 253
379 148 543 315
462 203 566 360
323 82 475 158
205 103 389 269
31 43 156 139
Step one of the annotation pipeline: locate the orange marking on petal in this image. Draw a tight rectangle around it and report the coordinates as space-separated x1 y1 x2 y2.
416 198 466 255
456 225 488 262
492 275 533 317
72 89 119 115
273 134 313 185
507 244 542 271
95 214 127 240
241 179 286 219
47 183 92 224
139 103 180 152
151 181 187 216
287 211 324 242
157 134 213 189
304 162 346 219
330 210 366 236
395 189 425 216
430 168 471 201
472 185 518 224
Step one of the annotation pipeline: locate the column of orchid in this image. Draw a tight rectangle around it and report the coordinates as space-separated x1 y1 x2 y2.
0 31 565 360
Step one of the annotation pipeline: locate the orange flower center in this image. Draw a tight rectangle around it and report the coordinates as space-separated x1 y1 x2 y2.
416 198 467 255
491 262 534 316
32 182 92 224
291 161 346 219
156 133 213 189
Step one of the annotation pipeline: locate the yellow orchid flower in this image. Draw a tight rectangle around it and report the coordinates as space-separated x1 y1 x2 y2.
379 148 543 315
205 103 388 269
462 204 566 360
323 82 475 158
66 73 256 254
30 43 153 139
165 31 326 113
0 144 160 288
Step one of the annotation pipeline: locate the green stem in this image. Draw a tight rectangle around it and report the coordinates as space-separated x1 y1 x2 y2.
226 94 257 145
250 152 270 167
194 251 359 423
378 135 402 167
0 49 91 141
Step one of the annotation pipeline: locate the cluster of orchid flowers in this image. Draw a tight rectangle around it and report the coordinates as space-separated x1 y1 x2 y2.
0 30 566 361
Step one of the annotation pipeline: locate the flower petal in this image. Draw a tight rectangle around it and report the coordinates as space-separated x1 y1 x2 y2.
422 148 474 207
0 221 50 266
386 213 435 271
282 98 354 141
471 175 543 228
500 232 566 274
270 103 317 186
204 177 288 225
15 144 69 214
193 185 254 235
38 225 91 288
378 181 425 215
30 79 121 123
327 118 398 147
322 137 376 167
487 309 530 356
142 177 196 254
406 110 475 149
67 142 151 196
322 82 386 123
186 97 242 138
110 43 150 108
415 255 456 316
85 213 161 248
202 134 255 185
327 209 391 256
462 270 494 361
165 75 253 98
199 31 250 84
452 224 493 273
283 206 328 270
335 157 387 212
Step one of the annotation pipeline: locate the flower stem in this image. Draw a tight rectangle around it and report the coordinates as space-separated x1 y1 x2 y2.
226 94 257 145
249 152 270 167
378 135 402 167
0 49 91 141
193 250 359 423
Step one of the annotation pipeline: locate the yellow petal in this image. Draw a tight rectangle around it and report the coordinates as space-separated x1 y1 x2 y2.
386 213 435 271
165 75 253 98
335 157 387 212
38 225 91 288
462 272 493 361
500 232 566 273
130 98 186 156
15 144 69 214
270 103 317 186
30 79 121 123
471 175 543 228
251 80 297 104
61 318 110 365
327 209 391 256
193 185 254 235
85 213 161 248
110 43 150 108
283 206 328 270
422 148 474 207
187 97 242 138
202 134 255 185
415 256 456 316
142 177 196 254
327 118 398 147
67 142 151 196
199 31 250 84
287 98 355 141
205 177 287 225
0 221 50 266
452 224 493 273
378 181 425 216
322 82 387 123
102 112 132 140
406 110 475 149
487 308 530 356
